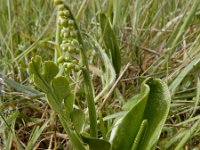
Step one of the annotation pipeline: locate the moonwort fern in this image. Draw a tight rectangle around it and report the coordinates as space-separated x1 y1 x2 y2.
28 1 171 149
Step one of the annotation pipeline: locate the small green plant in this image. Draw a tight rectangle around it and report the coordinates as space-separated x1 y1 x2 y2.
29 56 86 149
28 1 171 149
29 55 171 149
1 0 200 149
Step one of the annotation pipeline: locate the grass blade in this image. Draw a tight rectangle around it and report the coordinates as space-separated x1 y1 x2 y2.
169 53 200 96
100 13 121 76
26 120 49 150
175 120 200 150
3 77 43 97
167 0 200 56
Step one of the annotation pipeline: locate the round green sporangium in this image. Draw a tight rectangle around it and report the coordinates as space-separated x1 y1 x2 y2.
68 19 74 26
58 18 68 27
55 3 82 73
54 0 64 5
58 4 66 11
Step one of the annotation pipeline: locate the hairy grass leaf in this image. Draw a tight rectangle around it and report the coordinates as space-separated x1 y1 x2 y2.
100 13 121 76
0 111 19 133
86 35 116 102
26 120 49 150
169 53 200 96
3 77 43 97
167 0 200 56
175 119 200 150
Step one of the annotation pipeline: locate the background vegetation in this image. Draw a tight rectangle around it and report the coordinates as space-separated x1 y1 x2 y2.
0 0 200 149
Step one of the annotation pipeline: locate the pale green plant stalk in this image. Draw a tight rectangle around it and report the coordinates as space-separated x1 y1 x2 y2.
54 15 62 63
64 3 98 137
54 0 98 138
58 114 86 150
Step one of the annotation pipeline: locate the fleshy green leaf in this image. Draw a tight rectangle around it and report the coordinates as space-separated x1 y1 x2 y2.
32 75 49 93
52 76 69 105
43 61 59 83
46 92 61 113
110 78 171 150
28 56 70 113
122 94 140 111
110 81 150 150
71 109 85 133
29 55 42 75
132 119 148 150
139 78 171 149
64 93 74 116
29 56 49 92
81 133 111 150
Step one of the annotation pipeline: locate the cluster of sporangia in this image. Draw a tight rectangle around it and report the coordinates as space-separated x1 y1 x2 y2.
54 0 81 72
